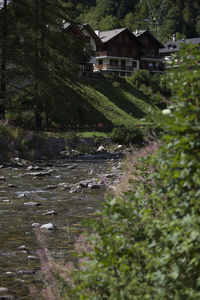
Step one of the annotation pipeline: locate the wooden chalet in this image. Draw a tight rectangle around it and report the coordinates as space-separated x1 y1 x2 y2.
63 22 102 76
78 24 103 75
94 28 143 76
133 30 165 73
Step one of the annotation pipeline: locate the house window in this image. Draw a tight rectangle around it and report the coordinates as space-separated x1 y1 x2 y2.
148 62 153 68
132 61 137 68
98 59 103 65
110 59 118 66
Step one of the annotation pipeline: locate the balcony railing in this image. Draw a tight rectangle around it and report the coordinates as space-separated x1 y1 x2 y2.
94 64 133 71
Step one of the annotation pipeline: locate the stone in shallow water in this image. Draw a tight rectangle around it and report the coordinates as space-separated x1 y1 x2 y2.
31 223 41 228
88 183 101 189
0 296 14 300
0 288 8 293
28 255 38 260
17 245 28 251
2 200 10 203
46 185 57 189
24 202 41 206
40 223 55 230
16 269 35 275
43 210 57 216
0 176 5 180
7 184 17 188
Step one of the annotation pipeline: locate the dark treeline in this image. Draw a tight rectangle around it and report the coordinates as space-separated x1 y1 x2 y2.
77 0 200 42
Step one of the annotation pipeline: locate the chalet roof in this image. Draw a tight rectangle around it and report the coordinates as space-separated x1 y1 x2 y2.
133 29 164 48
78 23 103 46
133 30 146 37
63 22 88 42
63 22 71 29
159 37 200 54
99 28 127 43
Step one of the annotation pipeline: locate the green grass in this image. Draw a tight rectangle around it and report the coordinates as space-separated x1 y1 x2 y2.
6 74 160 131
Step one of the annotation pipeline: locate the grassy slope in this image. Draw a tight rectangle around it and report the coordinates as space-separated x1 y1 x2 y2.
60 76 158 128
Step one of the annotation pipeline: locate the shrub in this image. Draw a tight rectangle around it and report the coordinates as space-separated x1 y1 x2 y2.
111 125 144 145
69 44 200 299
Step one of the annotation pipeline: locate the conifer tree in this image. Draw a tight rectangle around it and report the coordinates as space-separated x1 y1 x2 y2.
4 0 83 129
0 0 8 119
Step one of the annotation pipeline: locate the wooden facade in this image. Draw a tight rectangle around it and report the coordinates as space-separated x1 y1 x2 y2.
94 28 142 76
134 30 164 73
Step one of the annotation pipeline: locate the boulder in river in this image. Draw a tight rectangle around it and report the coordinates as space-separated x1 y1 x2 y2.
0 287 9 293
24 202 41 206
43 210 57 216
97 145 107 153
40 223 55 230
31 223 41 228
46 185 57 190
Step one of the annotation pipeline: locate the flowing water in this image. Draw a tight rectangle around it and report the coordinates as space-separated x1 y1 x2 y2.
0 158 120 299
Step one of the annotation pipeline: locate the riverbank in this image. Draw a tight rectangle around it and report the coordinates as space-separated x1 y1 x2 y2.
0 124 130 163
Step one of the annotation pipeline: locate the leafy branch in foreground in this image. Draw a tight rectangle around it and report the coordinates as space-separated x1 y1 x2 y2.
69 44 200 299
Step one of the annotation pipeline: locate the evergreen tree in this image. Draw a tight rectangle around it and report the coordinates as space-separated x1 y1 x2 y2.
0 0 8 119
8 0 83 129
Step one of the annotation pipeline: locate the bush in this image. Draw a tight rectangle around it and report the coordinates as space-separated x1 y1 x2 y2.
69 44 200 299
111 125 144 145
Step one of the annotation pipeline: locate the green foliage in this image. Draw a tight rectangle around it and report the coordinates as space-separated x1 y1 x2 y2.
129 70 169 108
78 0 200 42
111 125 144 145
69 44 200 299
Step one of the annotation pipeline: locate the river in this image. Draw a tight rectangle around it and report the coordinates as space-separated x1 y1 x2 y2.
0 157 120 299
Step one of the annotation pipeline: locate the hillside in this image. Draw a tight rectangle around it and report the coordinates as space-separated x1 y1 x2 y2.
8 74 161 131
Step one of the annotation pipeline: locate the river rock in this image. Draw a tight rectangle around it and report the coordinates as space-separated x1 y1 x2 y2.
17 245 28 251
16 269 35 275
10 157 29 167
0 176 5 180
17 193 27 198
31 223 41 228
2 200 10 203
0 288 9 293
97 145 107 153
24 202 41 206
58 182 71 189
28 255 38 260
46 185 57 189
68 164 77 169
43 210 57 216
27 165 43 171
40 223 55 230
69 185 82 193
116 144 123 150
7 184 17 188
0 295 14 300
88 183 101 189
25 171 52 177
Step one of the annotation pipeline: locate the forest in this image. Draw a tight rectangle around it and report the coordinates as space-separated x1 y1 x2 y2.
76 0 200 42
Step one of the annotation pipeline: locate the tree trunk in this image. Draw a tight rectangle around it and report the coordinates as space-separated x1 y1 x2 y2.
0 0 8 120
34 0 42 130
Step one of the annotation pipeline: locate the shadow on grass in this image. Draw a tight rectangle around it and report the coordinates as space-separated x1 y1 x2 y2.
58 84 113 127
93 78 155 119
